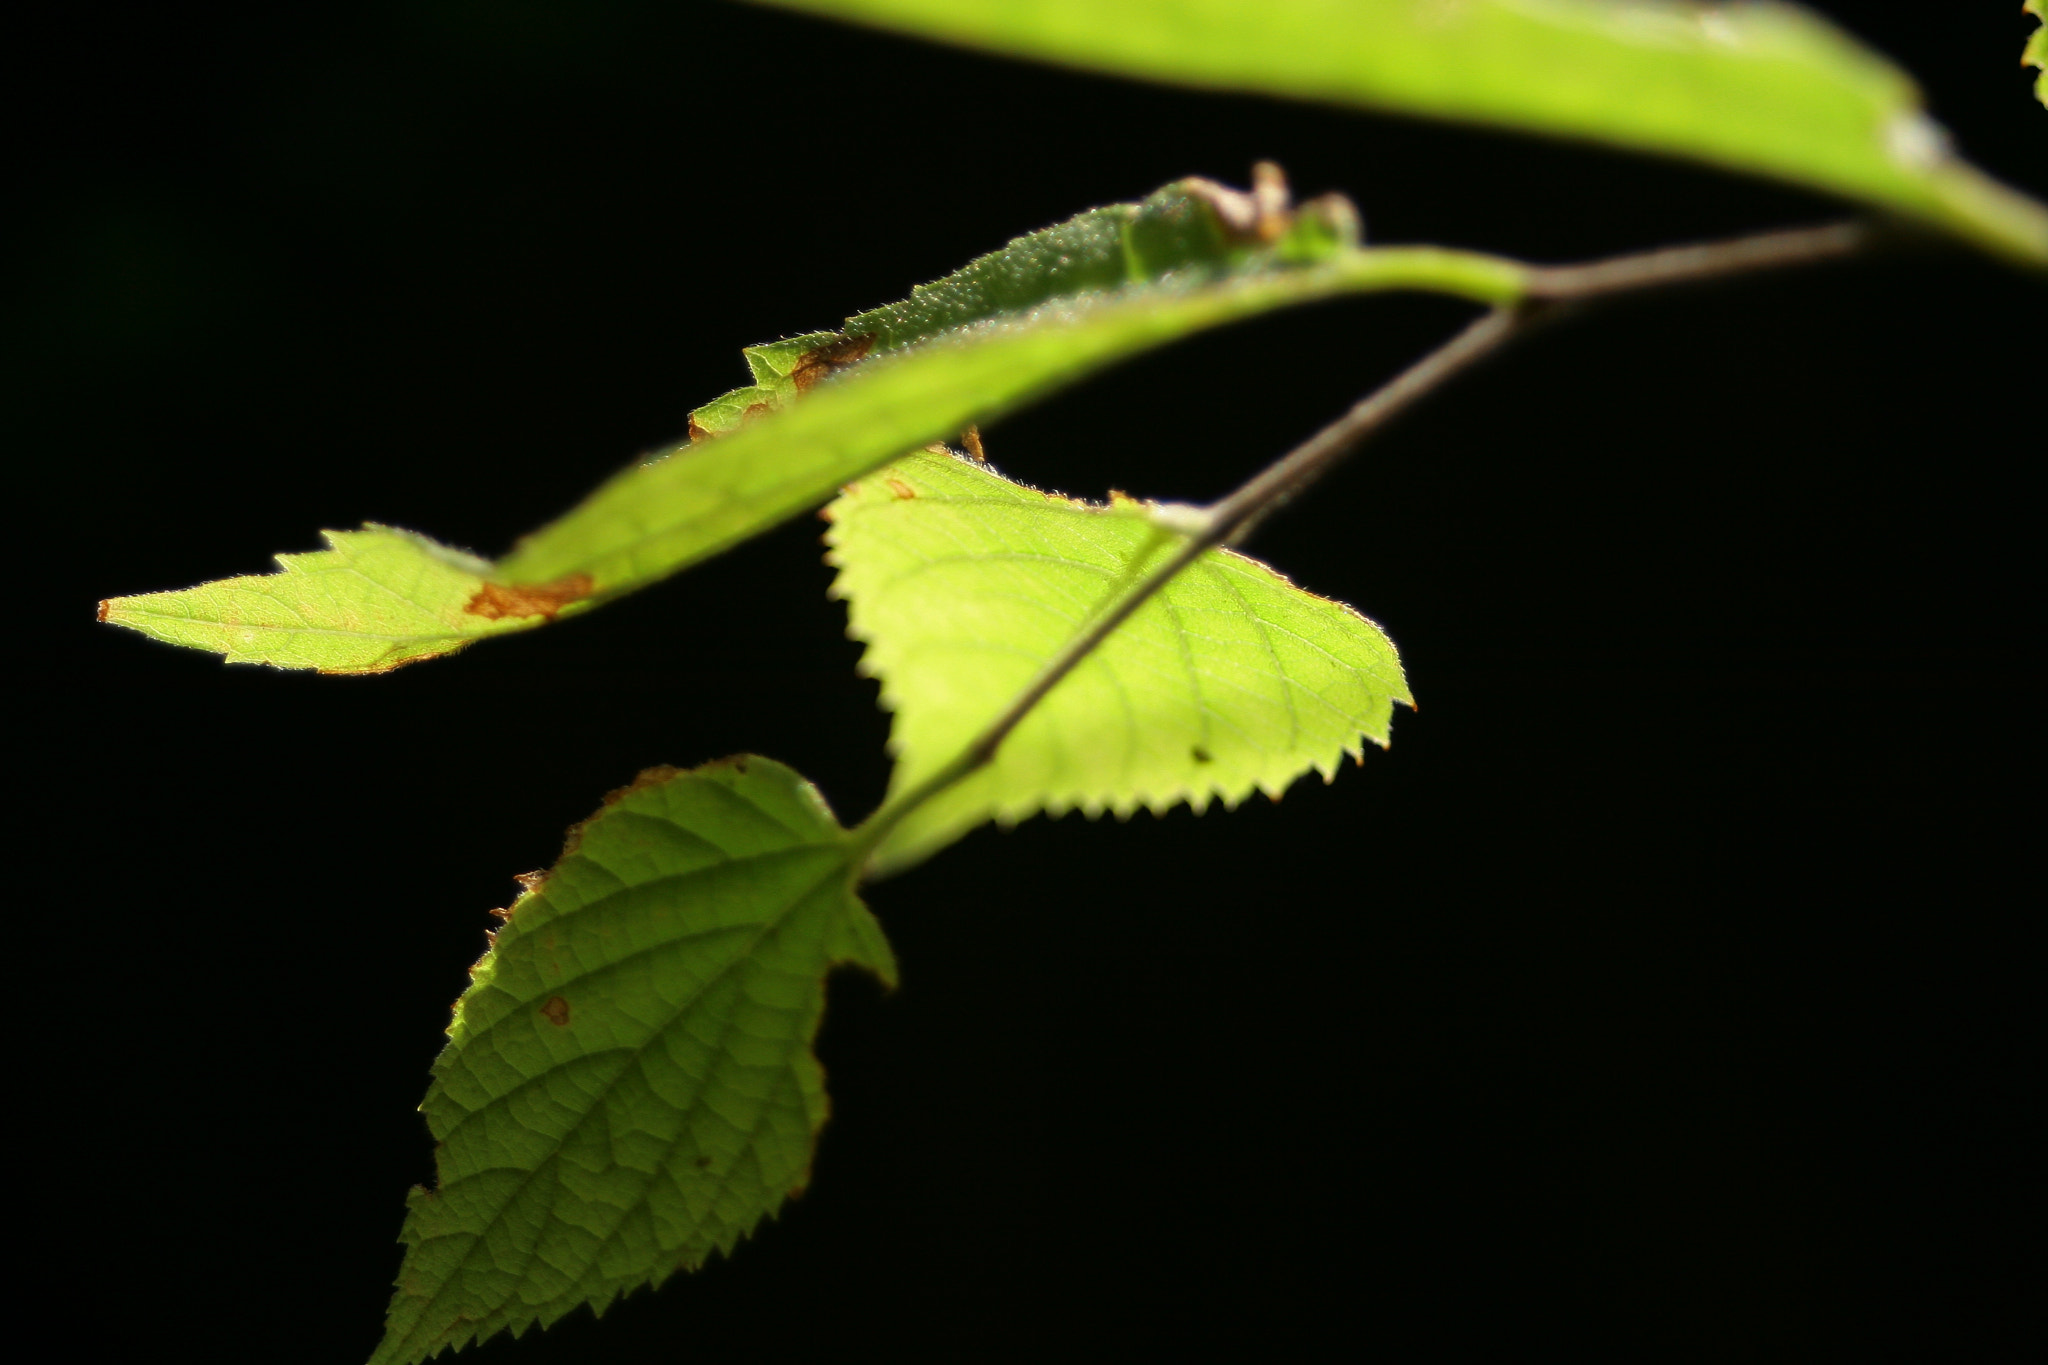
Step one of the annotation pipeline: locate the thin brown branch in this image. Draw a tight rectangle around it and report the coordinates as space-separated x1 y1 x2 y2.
1208 306 1521 546
852 306 1522 860
853 218 1875 864
1524 220 1871 299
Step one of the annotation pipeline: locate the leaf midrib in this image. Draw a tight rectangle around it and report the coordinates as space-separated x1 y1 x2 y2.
391 840 852 1358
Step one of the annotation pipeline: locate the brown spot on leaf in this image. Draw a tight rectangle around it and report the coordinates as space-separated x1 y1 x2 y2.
465 573 596 622
790 333 875 390
513 870 547 895
96 599 112 623
694 1155 713 1169
885 478 917 500
743 402 775 422
540 996 571 1027
1191 746 1213 764
687 414 712 443
960 425 986 462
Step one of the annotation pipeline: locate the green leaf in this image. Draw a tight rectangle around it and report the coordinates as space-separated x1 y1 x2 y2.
494 244 1521 588
756 0 2048 267
372 758 896 1365
102 199 1519 672
825 451 1413 876
684 330 843 439
96 526 597 675
684 171 1365 442
2028 0 2046 110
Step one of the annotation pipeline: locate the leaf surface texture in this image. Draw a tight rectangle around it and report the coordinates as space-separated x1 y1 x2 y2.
371 758 895 1364
96 527 592 674
826 451 1413 875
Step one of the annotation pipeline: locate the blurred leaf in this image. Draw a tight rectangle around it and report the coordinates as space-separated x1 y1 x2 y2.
757 0 2048 266
2027 0 2045 110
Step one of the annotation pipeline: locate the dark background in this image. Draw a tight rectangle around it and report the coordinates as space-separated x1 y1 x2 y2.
16 2 2040 1360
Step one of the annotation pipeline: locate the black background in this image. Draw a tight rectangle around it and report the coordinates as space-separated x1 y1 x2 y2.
17 3 2041 1361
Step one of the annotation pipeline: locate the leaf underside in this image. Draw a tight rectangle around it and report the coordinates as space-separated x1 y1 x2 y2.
826 451 1413 876
371 758 895 1365
756 0 2048 266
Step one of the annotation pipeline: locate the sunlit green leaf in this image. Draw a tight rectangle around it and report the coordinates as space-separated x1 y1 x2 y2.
372 757 895 1364
757 0 2048 266
499 244 1517 591
825 451 1412 876
97 526 595 675
101 166 1519 674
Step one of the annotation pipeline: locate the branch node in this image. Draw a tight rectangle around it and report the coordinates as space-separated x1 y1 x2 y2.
1147 502 1219 539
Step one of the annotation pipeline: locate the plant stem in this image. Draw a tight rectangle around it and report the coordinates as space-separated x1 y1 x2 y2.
1524 219 1871 298
850 305 1516 861
851 218 1873 863
1208 221 1873 545
1207 305 1521 548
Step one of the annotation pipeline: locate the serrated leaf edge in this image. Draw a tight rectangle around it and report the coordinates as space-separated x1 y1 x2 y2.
371 758 895 1364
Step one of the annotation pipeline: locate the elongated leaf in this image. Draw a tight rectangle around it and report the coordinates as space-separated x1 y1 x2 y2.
498 245 1515 589
825 451 1412 875
97 527 595 675
681 170 1365 442
102 236 1518 671
757 0 2048 267
372 758 896 1365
